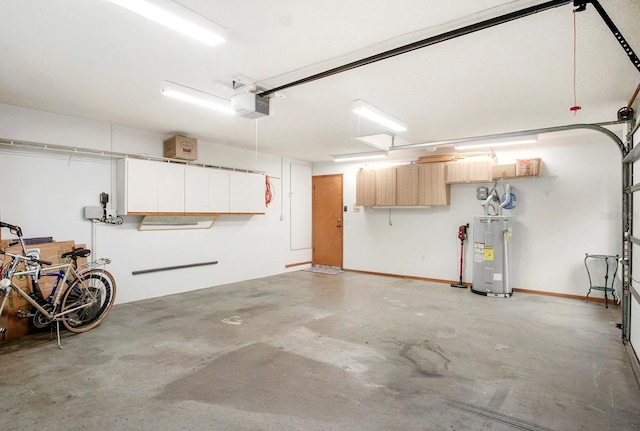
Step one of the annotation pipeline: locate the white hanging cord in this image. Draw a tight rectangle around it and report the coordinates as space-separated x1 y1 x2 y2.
92 219 98 257
254 119 258 160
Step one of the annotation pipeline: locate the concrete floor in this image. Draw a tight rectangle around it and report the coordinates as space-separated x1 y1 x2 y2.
1 270 639 431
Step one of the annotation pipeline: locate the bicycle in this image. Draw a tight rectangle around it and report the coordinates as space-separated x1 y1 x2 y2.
0 221 116 348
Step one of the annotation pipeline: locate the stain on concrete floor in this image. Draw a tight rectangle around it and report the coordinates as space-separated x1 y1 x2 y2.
158 342 390 422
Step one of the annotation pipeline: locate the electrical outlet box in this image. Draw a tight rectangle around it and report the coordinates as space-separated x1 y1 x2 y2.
84 206 103 220
476 187 489 200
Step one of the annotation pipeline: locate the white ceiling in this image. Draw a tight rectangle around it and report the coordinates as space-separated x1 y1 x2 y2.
1 0 638 163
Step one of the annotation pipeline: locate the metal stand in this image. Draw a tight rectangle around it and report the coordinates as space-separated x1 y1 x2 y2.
584 254 620 308
56 321 63 349
49 321 63 349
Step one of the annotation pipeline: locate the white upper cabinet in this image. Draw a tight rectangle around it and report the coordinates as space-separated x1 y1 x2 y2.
229 171 265 214
184 166 209 213
158 163 186 213
117 159 159 214
117 159 263 215
184 166 230 213
117 159 185 214
208 169 231 213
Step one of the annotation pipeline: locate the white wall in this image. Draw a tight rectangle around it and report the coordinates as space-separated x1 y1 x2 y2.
0 102 625 301
313 130 624 298
0 103 312 304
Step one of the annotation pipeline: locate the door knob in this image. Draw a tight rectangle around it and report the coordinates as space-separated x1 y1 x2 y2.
336 218 341 228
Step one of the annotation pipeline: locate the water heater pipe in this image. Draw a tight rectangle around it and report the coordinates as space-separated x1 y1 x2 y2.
498 184 512 214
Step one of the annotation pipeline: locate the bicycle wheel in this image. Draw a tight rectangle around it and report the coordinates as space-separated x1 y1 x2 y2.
60 271 116 333
82 268 117 296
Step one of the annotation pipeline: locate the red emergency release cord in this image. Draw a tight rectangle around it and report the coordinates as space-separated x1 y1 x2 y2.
265 175 274 207
570 9 582 114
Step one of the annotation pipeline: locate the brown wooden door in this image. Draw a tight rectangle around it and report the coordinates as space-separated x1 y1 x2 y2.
312 174 343 267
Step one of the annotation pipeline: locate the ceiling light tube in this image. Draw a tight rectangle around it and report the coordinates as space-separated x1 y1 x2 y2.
162 81 235 115
454 138 537 151
109 0 227 46
352 100 407 132
332 150 388 162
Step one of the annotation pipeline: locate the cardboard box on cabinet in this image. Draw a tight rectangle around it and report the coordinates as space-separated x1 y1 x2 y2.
516 158 542 176
163 135 198 160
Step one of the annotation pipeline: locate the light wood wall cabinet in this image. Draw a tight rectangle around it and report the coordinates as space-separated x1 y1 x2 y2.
117 159 265 215
356 162 449 207
418 163 449 205
445 159 494 184
396 165 419 206
356 170 376 206
375 168 397 206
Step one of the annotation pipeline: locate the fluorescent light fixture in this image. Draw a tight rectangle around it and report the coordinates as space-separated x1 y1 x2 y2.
454 138 537 151
162 81 235 115
351 133 413 150
352 100 407 132
109 0 227 46
332 150 388 162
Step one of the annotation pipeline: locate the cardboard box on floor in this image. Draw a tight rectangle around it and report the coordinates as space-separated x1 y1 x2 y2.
0 240 84 343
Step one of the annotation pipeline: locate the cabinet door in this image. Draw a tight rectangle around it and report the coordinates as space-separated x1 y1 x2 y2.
355 170 376 206
375 168 396 206
468 160 493 182
445 161 466 183
419 163 450 205
185 166 210 213
185 167 231 213
229 171 265 214
396 165 419 206
446 160 493 183
125 159 159 213
208 169 230 213
157 163 185 213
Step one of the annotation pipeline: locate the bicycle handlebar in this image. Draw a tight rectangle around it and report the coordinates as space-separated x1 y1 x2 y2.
0 221 23 237
0 249 52 266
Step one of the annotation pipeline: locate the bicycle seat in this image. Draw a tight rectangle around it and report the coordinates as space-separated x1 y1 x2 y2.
61 248 91 260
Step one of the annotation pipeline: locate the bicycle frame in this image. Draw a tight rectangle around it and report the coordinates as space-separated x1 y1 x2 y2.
0 221 116 349
3 263 97 318
40 270 67 307
0 254 100 348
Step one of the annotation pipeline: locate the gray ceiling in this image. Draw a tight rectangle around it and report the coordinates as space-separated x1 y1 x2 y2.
1 0 638 163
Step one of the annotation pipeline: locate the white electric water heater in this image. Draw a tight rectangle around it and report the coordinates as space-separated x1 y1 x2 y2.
471 215 513 297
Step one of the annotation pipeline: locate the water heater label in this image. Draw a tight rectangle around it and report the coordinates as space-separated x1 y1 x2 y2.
484 246 494 261
474 242 485 262
494 273 503 281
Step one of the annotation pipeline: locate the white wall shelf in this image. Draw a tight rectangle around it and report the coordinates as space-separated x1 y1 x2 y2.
0 137 264 174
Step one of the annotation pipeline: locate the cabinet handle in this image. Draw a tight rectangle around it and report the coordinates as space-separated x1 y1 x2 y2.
337 218 342 228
